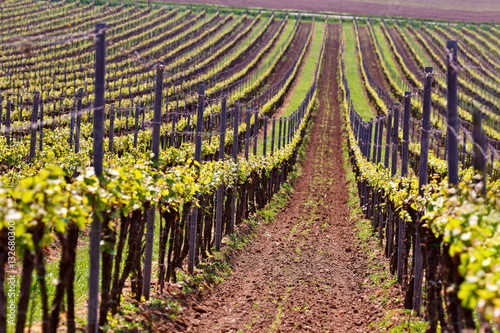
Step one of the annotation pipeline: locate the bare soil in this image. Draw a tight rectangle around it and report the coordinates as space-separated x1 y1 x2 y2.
358 26 389 89
387 27 422 77
140 24 400 332
272 22 314 118
266 22 312 88
175 0 500 22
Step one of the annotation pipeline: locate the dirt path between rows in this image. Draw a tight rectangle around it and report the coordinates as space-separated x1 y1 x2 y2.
266 21 311 88
151 24 396 332
272 22 316 118
358 26 390 91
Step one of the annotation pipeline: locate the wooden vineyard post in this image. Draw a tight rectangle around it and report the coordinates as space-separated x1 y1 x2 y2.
444 41 472 332
401 92 411 177
377 116 383 164
269 117 276 197
397 92 411 284
283 117 287 148
388 104 400 261
287 116 291 145
413 67 433 314
253 111 258 156
372 117 379 163
363 122 368 160
354 114 359 144
141 104 145 131
243 109 251 219
75 89 83 153
367 119 373 161
51 102 56 131
359 120 364 157
142 63 164 300
359 121 364 156
38 99 44 152
228 102 240 235
70 100 75 150
215 95 227 251
5 101 10 146
245 110 250 159
372 117 379 231
384 111 392 169
293 111 297 138
462 128 467 168
446 41 459 187
364 123 369 159
366 121 370 154
188 84 205 275
133 105 139 148
209 113 214 145
0 97 2 133
490 147 494 179
278 117 282 151
391 104 400 177
29 92 39 163
271 117 276 155
88 22 106 333
170 108 176 148
151 64 163 163
108 107 115 152
233 102 239 160
383 110 392 257
263 116 268 155
472 110 486 195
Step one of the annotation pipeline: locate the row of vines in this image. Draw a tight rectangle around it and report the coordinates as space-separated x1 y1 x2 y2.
0 0 327 332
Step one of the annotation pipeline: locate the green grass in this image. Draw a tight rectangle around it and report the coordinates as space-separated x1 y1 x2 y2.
220 16 269 67
343 23 374 121
258 22 324 155
372 23 402 80
284 24 324 114
399 25 434 68
6 210 164 331
247 19 297 87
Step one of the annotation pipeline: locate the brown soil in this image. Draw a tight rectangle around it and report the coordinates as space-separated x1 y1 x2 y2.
358 26 390 90
266 21 312 88
413 28 446 73
245 19 284 77
244 20 283 65
351 24 378 117
375 25 412 89
272 22 315 118
434 27 500 75
175 0 500 22
387 27 422 78
143 23 399 332
252 21 312 145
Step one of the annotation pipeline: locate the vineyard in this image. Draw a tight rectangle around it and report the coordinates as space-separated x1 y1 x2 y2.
0 0 499 332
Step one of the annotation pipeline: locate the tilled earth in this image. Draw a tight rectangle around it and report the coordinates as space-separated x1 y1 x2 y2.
175 0 500 22
147 24 400 332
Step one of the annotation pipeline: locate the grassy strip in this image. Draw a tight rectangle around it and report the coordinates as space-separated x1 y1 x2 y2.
284 24 324 114
244 18 297 88
256 21 319 154
399 25 435 67
343 23 374 121
372 23 404 83
260 20 324 154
